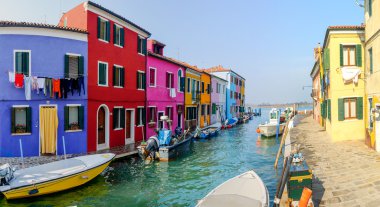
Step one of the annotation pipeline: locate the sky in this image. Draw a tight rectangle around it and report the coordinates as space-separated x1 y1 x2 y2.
0 0 364 104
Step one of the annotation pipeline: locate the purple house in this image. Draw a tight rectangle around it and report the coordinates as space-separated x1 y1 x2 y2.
146 40 185 139
0 21 88 157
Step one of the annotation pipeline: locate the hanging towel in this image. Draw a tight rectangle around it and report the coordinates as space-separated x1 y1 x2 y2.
37 78 45 95
52 79 61 98
15 73 24 88
32 76 39 94
24 76 32 100
8 71 15 83
342 68 361 84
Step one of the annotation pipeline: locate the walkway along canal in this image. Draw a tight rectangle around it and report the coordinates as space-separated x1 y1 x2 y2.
0 109 284 207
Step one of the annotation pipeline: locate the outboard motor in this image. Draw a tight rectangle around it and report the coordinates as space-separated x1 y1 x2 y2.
145 136 160 160
0 163 14 186
175 127 182 137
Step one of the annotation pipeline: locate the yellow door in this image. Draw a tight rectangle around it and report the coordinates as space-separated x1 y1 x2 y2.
40 106 59 155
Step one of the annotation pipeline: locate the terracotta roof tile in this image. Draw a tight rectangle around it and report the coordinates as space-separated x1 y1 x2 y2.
204 65 231 73
328 25 365 30
0 20 87 33
148 51 202 72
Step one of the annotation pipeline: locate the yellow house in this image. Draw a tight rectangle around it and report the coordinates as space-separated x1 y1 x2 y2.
364 0 380 151
185 66 201 130
200 72 211 128
321 25 365 142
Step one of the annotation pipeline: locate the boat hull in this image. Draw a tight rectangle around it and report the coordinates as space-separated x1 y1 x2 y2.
1 160 112 200
259 123 285 137
158 136 193 162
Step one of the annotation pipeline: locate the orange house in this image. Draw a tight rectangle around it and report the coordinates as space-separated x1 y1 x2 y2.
200 72 211 128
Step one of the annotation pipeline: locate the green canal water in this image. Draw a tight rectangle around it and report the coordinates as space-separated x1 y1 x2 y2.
1 109 284 207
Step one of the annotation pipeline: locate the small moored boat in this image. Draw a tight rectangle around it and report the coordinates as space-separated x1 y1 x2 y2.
196 170 269 207
222 118 238 129
258 108 285 137
0 153 115 200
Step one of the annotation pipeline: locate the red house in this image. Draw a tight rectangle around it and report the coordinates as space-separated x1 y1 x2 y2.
59 1 150 152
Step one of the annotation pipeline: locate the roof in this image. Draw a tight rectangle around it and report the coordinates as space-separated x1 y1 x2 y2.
151 39 166 47
205 65 245 80
322 25 365 48
0 21 87 34
210 74 228 83
87 1 151 36
148 51 202 73
310 60 319 78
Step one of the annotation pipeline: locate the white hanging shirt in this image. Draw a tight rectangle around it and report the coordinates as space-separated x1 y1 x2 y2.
8 71 15 83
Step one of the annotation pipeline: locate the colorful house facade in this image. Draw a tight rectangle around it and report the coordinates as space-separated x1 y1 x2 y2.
310 55 321 125
200 72 211 128
210 74 227 124
146 40 185 138
319 26 366 142
59 1 151 152
364 0 380 151
0 21 88 157
185 67 201 130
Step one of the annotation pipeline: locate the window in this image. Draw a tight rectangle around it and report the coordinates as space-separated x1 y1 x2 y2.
201 82 205 93
65 54 84 78
207 84 211 94
64 105 84 131
149 68 156 87
343 45 356 66
166 72 174 88
230 75 233 82
187 78 191 93
166 107 173 121
137 71 146 90
369 98 373 128
112 107 124 129
148 107 157 123
186 107 197 120
98 62 108 86
113 24 124 47
192 79 197 100
223 85 225 94
207 105 210 115
11 106 32 134
369 48 373 74
230 91 233 98
178 70 185 92
344 98 357 119
201 105 205 116
138 36 147 55
137 107 146 126
97 17 110 42
15 51 30 76
113 65 124 87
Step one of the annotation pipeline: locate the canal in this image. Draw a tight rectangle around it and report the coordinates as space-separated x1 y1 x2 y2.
1 108 284 207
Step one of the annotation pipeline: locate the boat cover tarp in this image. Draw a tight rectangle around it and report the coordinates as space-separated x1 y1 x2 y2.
158 130 172 146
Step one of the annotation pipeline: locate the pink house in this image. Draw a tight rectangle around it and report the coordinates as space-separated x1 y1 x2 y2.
146 40 185 139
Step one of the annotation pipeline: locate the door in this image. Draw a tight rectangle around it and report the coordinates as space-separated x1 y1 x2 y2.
125 109 135 144
98 107 106 146
40 106 58 155
376 105 380 152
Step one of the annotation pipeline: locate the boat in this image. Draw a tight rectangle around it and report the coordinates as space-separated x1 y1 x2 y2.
196 170 269 207
258 108 286 137
222 118 238 129
195 123 222 139
208 126 221 137
242 115 250 123
0 153 115 200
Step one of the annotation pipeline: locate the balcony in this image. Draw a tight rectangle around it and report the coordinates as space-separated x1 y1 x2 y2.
191 91 201 103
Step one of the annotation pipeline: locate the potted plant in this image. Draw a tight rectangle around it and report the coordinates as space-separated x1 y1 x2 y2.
69 122 80 130
15 124 26 133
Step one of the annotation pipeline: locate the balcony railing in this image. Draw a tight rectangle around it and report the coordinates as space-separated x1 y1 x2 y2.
191 91 201 103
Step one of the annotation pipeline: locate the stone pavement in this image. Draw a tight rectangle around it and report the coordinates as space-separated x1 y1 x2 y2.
291 116 380 207
0 142 139 169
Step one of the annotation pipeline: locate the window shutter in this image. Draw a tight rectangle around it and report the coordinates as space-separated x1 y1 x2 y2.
113 24 116 44
166 73 169 88
142 108 146 124
340 44 344 66
212 103 216 114
338 98 344 121
26 107 32 133
106 21 110 42
328 99 331 121
11 107 15 133
356 44 362 67
180 77 185 92
142 73 146 89
324 48 330 71
136 72 140 89
79 106 84 130
121 28 124 47
357 97 363 120
143 38 147 55
64 106 69 131
121 68 125 87
64 54 69 78
113 108 117 129
121 108 125 129
171 74 174 89
23 52 29 76
137 36 140 53
78 56 84 76
113 66 116 86
97 17 101 39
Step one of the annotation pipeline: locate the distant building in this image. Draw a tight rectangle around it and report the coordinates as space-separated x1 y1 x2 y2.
200 72 211 128
210 74 227 124
310 57 321 125
185 67 201 130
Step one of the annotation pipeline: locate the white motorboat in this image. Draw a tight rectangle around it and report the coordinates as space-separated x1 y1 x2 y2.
196 170 269 207
258 108 285 137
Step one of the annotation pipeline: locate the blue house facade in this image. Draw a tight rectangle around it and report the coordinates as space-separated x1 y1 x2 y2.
0 22 88 157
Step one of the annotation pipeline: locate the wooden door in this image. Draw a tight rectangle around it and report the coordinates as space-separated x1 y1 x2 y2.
98 107 106 145
125 110 131 139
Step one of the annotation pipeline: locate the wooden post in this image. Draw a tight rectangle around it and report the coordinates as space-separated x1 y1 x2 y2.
274 120 290 169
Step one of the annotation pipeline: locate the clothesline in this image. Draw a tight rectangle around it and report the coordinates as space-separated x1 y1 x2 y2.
7 70 87 78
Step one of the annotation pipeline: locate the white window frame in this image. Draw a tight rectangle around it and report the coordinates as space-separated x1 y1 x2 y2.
148 106 157 123
14 50 31 76
166 106 173 121
113 64 124 88
114 106 123 130
157 111 165 129
167 72 174 89
66 104 83 132
137 70 145 91
177 69 183 92
98 61 108 87
98 16 109 43
137 106 145 126
114 24 123 48
342 43 357 67
149 67 157 87
138 35 145 56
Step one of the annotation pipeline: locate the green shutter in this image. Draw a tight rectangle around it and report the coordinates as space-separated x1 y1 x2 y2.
106 21 110 42
324 48 330 71
328 99 331 121
99 64 105 85
120 28 124 47
121 68 125 87
340 44 344 66
15 52 22 74
180 77 185 92
26 107 32 133
212 104 216 114
97 17 101 39
338 98 344 121
78 106 84 130
23 52 29 76
137 36 140 53
64 106 69 131
11 107 15 133
357 97 363 120
78 56 84 76
142 108 146 124
64 54 69 78
142 73 146 89
121 108 125 129
136 72 140 89
356 44 362 67
113 66 116 86
113 108 117 129
369 0 373 16
143 38 147 55
113 24 116 44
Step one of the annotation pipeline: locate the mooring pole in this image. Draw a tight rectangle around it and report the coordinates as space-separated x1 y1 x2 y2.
62 136 67 160
19 139 25 169
276 109 281 140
